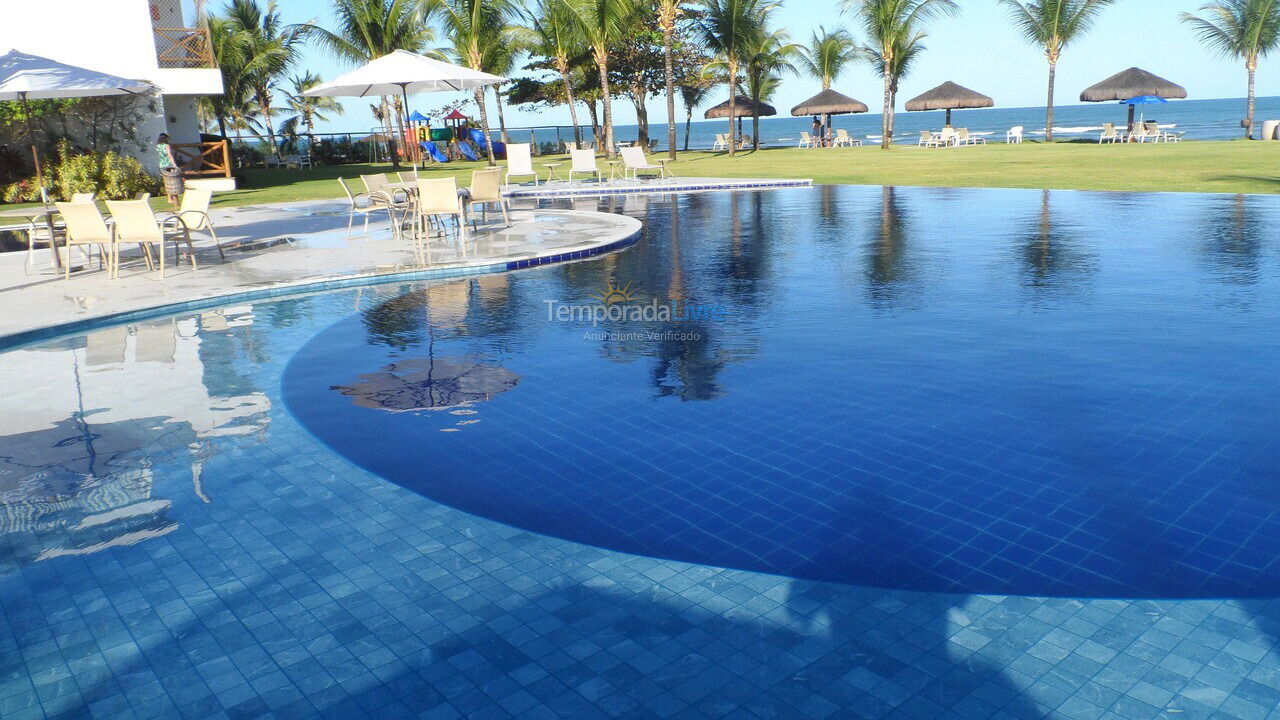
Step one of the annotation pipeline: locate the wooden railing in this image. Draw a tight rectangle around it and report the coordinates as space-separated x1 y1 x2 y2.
154 27 216 69
173 141 231 178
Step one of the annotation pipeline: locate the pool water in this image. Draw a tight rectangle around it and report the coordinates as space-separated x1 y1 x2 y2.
3 186 1280 719
283 187 1280 599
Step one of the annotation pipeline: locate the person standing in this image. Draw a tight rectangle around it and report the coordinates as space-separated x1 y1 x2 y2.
157 133 184 208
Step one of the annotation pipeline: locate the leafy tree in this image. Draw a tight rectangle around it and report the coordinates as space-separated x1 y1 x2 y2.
999 0 1116 141
1182 0 1280 138
523 0 589 147
742 29 797 148
562 0 637 156
280 72 344 156
656 0 689 158
223 0 302 158
678 78 713 150
696 0 774 156
844 0 958 149
797 26 861 90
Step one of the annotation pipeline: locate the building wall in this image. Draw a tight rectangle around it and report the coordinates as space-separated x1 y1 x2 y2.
0 0 222 172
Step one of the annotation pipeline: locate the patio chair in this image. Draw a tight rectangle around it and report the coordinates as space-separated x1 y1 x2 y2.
569 149 601 184
54 201 115 280
1136 122 1162 143
938 128 958 147
284 154 312 170
412 177 467 256
957 128 986 146
798 131 815 148
106 199 196 278
360 173 411 206
1006 126 1024 144
1099 123 1122 144
162 187 226 261
468 169 509 228
504 143 538 186
713 133 728 151
339 177 390 238
70 192 96 203
620 147 671 181
919 130 942 148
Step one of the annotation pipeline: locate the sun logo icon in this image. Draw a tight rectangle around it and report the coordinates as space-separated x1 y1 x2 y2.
594 281 637 306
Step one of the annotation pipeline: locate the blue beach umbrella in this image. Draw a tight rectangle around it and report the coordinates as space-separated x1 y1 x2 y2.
1120 95 1168 129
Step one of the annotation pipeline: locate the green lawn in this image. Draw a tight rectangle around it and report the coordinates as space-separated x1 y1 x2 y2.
209 141 1280 208
7 141 1279 214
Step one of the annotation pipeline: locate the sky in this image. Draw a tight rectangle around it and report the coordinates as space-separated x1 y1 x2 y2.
258 0 1280 134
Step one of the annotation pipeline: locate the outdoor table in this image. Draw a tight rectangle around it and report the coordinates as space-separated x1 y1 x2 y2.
543 163 563 182
606 160 623 182
0 206 63 270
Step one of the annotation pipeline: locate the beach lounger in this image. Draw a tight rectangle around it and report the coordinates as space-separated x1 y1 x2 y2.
833 129 861 147
919 130 942 148
1099 123 1122 144
569 149 601 184
713 133 728 151
620 147 671 181
1134 122 1162 143
798 131 815 148
504 143 538 186
957 128 985 145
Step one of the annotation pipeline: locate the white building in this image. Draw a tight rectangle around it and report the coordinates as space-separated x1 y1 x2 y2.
0 0 230 184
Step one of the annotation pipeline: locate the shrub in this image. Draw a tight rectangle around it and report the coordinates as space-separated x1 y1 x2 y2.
1 140 158 203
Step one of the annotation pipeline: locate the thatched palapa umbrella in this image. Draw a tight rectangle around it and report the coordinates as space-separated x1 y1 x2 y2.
905 81 994 128
705 95 776 146
791 89 868 142
1080 67 1186 133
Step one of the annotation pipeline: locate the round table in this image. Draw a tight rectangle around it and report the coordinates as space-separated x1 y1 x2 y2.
0 206 63 270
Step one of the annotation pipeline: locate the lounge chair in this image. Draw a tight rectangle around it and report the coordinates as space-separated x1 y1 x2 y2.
713 133 728 151
798 131 815 148
504 143 538 186
1164 131 1185 143
70 192 96 203
162 187 225 261
54 201 115 279
1099 123 1122 144
412 178 467 257
468 169 509 228
919 130 942 148
105 199 196 278
833 129 861 147
1135 122 1162 143
938 128 959 147
957 128 986 145
620 147 671 181
569 149 601 184
1006 126 1024 144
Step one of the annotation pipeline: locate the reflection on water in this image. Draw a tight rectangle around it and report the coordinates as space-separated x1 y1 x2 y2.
0 309 270 570
1200 194 1267 287
333 357 520 415
1017 189 1098 304
864 186 916 308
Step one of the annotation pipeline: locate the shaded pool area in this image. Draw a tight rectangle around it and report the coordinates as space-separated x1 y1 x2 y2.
3 187 1280 719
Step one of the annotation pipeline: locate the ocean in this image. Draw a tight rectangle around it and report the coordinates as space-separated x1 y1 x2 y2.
505 96 1280 151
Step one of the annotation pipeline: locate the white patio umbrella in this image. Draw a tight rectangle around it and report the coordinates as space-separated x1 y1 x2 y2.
0 49 154 201
303 50 506 165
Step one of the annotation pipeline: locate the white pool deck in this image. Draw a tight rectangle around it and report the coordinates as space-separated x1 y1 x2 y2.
0 200 640 345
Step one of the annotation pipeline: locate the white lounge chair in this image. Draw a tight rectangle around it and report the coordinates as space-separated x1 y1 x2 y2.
1099 123 1123 144
919 130 942 148
504 143 538 186
54 201 115 279
938 128 958 147
713 133 728 151
620 147 670 181
1006 126 1024 144
468 169 509 228
957 128 985 146
798 131 815 148
1164 131 1185 143
1135 122 1162 143
833 129 861 147
106 199 196 278
569 149 601 184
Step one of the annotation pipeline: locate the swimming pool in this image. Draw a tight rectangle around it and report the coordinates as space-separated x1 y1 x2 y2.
3 186 1280 718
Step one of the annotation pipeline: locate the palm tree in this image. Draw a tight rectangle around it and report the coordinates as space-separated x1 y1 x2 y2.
525 0 587 147
657 0 687 159
797 27 861 91
302 0 435 167
224 0 301 159
484 42 520 145
844 0 958 149
281 72 344 157
697 0 775 156
204 14 253 140
562 0 637 157
429 0 520 164
743 30 797 149
999 0 1116 142
1182 0 1280 139
679 81 712 150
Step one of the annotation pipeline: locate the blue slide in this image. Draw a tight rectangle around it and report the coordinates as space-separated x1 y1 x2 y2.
457 142 479 161
421 141 448 163
468 128 489 152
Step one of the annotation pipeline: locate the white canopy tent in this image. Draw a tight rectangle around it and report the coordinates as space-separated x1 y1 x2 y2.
0 49 154 201
303 50 506 165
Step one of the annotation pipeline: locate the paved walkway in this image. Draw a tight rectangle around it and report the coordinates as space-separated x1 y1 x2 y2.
0 200 639 344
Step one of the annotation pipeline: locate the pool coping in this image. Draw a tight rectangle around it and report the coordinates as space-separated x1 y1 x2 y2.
0 211 642 352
